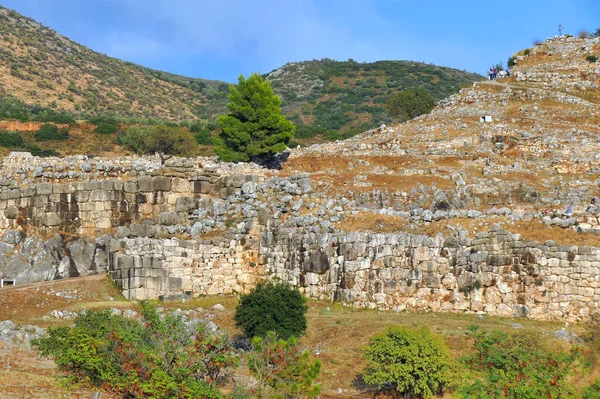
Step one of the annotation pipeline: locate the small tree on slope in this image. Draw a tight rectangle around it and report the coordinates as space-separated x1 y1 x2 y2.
214 73 294 163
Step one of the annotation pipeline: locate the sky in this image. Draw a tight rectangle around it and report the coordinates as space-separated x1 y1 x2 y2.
1 0 599 83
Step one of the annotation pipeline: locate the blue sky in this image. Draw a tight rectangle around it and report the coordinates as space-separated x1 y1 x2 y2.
2 0 599 83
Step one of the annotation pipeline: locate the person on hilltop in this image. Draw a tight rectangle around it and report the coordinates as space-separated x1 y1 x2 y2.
565 202 574 216
488 68 493 80
493 67 497 79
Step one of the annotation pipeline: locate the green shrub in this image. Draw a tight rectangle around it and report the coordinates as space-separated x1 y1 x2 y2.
508 56 517 68
524 48 531 55
363 326 458 398
25 143 59 157
119 126 150 154
586 55 598 63
33 302 237 398
194 128 212 145
235 281 308 340
583 380 600 399
34 124 69 141
146 125 198 164
0 130 24 148
460 326 582 398
94 120 119 134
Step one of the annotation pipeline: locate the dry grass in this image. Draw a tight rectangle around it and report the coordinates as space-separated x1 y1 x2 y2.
0 275 127 327
335 212 407 233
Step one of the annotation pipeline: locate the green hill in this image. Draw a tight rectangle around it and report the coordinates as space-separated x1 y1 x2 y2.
266 59 483 138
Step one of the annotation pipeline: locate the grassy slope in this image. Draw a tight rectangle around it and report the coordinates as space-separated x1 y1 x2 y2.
266 59 484 135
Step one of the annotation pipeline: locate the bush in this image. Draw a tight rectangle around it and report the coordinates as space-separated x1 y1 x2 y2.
249 331 321 399
33 302 237 398
507 56 517 68
235 281 308 340
0 130 24 148
460 325 582 398
25 143 59 157
584 380 600 399
586 55 598 63
194 128 212 145
363 326 458 398
94 120 119 134
34 124 69 141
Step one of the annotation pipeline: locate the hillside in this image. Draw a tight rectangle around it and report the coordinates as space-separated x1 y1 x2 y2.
0 5 483 134
0 6 229 121
266 59 483 136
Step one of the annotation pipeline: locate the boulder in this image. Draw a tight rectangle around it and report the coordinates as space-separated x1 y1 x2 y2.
304 249 330 274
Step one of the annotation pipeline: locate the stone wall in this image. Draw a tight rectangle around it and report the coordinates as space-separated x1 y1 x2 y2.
0 158 599 322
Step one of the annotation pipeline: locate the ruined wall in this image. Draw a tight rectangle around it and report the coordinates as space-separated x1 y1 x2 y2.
0 157 599 321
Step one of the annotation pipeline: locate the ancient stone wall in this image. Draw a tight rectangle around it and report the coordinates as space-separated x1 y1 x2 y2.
0 157 598 322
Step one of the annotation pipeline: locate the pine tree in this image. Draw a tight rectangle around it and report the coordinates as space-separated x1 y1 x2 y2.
214 73 294 162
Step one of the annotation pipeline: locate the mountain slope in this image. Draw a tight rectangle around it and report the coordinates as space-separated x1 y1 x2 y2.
0 6 228 121
0 5 483 132
266 59 483 135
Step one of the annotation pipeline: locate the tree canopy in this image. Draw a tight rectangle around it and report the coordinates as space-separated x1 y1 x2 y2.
386 87 436 121
119 124 197 164
214 73 294 163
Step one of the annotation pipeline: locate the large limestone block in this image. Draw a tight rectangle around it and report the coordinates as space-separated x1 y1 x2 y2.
41 212 61 227
304 249 330 274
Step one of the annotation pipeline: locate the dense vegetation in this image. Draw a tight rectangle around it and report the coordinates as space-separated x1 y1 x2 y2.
266 59 483 138
33 303 238 398
33 302 321 398
386 87 437 121
460 326 583 398
34 123 69 141
234 281 308 340
215 74 294 162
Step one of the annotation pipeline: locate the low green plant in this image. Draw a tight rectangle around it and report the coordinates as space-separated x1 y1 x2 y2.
235 281 308 340
249 331 321 399
583 380 600 399
460 325 583 398
386 87 436 122
34 123 69 141
586 55 598 63
33 302 238 399
0 130 24 148
25 143 59 157
94 120 119 134
363 326 458 398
